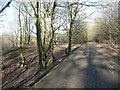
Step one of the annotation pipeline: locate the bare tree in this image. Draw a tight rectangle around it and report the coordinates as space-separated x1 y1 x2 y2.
18 3 25 67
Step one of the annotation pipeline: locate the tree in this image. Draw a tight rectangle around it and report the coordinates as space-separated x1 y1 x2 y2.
29 0 57 68
93 2 119 46
72 17 87 44
33 2 43 69
18 3 25 67
67 1 79 55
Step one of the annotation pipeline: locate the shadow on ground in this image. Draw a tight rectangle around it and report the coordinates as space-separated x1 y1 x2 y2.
34 43 119 88
2 45 70 88
84 43 118 88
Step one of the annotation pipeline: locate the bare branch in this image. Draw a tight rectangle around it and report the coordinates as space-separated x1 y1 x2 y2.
30 30 36 34
0 0 12 14
57 2 110 8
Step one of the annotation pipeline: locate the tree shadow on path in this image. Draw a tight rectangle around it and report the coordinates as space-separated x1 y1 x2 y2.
84 43 118 88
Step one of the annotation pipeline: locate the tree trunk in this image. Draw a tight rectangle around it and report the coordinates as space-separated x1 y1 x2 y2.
19 4 25 68
35 2 43 69
68 21 73 55
27 17 31 44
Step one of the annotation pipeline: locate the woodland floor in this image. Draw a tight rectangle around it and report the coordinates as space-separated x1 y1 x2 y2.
1 44 79 89
1 43 120 88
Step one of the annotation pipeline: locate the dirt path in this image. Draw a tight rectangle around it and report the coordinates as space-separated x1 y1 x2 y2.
34 42 119 88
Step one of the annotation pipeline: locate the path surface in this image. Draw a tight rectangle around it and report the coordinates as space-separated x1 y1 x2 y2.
34 42 119 88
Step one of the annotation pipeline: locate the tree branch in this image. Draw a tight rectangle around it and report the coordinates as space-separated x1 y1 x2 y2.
0 0 12 14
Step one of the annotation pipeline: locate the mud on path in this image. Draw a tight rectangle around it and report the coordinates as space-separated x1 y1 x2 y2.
1 44 80 88
34 42 119 88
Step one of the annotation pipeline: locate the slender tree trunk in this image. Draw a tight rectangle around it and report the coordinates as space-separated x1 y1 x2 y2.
19 4 25 67
109 31 112 46
68 21 73 55
35 2 43 69
25 8 28 44
46 1 56 53
44 1 57 67
28 17 31 44
67 2 78 55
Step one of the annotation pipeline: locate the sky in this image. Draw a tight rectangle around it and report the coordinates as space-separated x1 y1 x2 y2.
0 1 16 35
0 0 119 35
